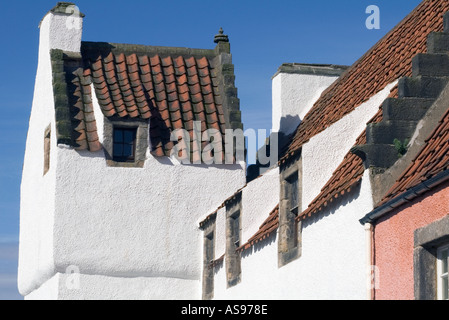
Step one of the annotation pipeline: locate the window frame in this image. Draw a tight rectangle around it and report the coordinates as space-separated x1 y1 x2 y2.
201 215 216 301
102 116 149 168
278 153 303 268
112 127 137 163
225 192 242 288
413 215 449 300
437 244 449 300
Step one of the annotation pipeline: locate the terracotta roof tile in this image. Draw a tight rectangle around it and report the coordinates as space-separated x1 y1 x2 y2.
282 0 449 161
53 39 240 158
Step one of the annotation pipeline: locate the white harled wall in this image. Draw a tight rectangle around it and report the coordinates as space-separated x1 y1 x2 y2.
46 148 245 300
301 81 397 210
18 10 83 298
19 7 247 300
272 70 342 136
212 166 280 297
212 166 280 263
210 69 393 300
212 170 373 300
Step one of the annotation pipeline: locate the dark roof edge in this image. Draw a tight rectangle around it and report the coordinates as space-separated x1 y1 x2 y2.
50 49 77 147
359 168 449 225
272 63 349 79
81 41 216 58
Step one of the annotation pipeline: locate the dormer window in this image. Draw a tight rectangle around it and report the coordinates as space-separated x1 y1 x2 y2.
102 117 148 168
113 127 137 163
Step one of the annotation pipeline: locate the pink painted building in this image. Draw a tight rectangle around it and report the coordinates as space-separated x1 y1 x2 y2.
371 181 449 300
360 66 449 299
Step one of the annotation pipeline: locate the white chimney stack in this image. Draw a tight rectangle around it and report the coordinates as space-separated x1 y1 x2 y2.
271 63 348 136
39 2 84 53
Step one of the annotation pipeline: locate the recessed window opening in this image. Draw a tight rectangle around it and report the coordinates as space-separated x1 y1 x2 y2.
231 211 241 248
113 127 137 162
287 172 299 215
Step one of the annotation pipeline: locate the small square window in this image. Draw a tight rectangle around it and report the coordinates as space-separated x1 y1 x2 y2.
113 127 137 162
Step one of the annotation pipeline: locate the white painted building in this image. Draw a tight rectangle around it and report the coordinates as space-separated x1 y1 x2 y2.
19 3 246 300
198 0 445 301
202 65 391 300
20 1 445 301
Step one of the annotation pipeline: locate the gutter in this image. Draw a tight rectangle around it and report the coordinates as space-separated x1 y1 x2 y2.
360 168 449 225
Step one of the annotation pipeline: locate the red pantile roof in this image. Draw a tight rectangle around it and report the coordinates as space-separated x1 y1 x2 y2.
68 66 102 152
281 0 449 161
57 39 242 159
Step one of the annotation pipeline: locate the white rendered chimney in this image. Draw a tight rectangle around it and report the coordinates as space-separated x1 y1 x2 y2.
39 2 84 53
271 63 348 136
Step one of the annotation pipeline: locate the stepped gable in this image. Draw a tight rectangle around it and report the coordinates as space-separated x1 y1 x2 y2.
374 11 449 209
378 105 449 208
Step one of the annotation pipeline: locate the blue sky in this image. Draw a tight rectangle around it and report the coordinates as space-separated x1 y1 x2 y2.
0 0 422 300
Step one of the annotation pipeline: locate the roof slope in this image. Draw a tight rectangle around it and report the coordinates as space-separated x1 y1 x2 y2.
282 0 449 161
52 35 243 160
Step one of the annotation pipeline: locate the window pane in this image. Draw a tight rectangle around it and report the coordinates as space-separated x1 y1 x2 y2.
206 233 214 262
113 127 137 162
114 129 123 143
287 173 299 210
123 144 133 157
233 216 240 245
124 129 135 143
230 212 240 247
113 143 123 157
442 249 448 274
291 179 298 208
